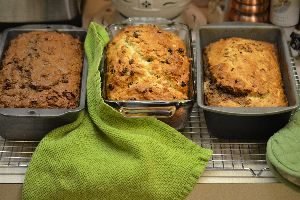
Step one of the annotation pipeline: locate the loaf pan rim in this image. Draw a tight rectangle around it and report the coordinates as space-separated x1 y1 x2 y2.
196 24 299 116
0 24 87 117
102 21 195 107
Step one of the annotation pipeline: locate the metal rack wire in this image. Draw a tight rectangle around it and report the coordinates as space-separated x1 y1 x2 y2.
0 58 299 182
182 108 268 172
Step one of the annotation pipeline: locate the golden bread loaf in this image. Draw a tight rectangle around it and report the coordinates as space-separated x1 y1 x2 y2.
204 37 287 107
106 24 190 101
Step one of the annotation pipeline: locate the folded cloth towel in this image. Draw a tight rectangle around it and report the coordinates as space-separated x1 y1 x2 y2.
22 22 212 200
267 111 300 191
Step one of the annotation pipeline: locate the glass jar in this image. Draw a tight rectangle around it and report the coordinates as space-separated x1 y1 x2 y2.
270 0 300 27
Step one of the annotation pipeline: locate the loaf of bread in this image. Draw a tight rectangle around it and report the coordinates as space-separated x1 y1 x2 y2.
204 37 287 107
0 31 83 108
105 24 190 101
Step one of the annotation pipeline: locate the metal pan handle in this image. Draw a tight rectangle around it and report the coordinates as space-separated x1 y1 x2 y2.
119 106 176 118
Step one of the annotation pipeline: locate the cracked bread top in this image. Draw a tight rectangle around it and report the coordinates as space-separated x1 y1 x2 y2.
105 24 190 101
0 31 83 108
204 37 287 107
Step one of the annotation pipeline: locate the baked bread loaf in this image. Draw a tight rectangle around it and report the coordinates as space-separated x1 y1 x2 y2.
204 37 287 107
106 24 190 101
0 31 83 108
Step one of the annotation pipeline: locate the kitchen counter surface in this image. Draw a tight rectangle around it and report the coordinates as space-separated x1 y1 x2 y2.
1 183 300 200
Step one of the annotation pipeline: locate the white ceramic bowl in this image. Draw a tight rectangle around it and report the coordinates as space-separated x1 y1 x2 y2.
112 0 191 19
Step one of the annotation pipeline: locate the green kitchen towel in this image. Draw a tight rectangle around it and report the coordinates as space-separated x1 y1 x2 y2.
22 22 212 200
267 111 300 191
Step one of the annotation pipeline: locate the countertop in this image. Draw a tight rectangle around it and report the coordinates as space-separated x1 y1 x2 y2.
1 183 300 200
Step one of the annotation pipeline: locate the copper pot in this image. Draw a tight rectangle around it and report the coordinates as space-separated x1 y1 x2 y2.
232 0 269 14
229 9 269 22
235 0 268 5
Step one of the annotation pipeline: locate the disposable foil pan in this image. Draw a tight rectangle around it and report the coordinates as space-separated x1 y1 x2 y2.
196 23 299 139
101 18 195 130
0 25 87 140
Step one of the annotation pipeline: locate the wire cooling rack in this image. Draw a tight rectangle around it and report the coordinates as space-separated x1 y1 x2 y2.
0 58 299 183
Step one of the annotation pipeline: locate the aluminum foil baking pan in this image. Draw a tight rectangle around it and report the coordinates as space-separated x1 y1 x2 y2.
0 24 87 140
101 18 195 130
196 23 299 139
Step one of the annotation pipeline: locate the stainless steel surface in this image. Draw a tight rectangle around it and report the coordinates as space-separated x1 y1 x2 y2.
0 60 298 184
0 25 87 140
0 0 81 23
102 18 194 130
196 24 299 139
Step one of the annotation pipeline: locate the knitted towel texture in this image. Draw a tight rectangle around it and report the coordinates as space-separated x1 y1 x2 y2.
267 111 300 191
22 22 212 200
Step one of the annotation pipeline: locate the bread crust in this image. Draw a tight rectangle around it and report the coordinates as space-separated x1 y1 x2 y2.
0 31 83 108
106 25 190 101
204 37 287 107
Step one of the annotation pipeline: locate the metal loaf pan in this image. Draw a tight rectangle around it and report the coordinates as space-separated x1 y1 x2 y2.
101 18 195 130
0 25 87 140
196 23 299 139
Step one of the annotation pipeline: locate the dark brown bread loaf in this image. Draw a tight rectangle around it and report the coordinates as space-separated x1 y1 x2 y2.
0 31 83 108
